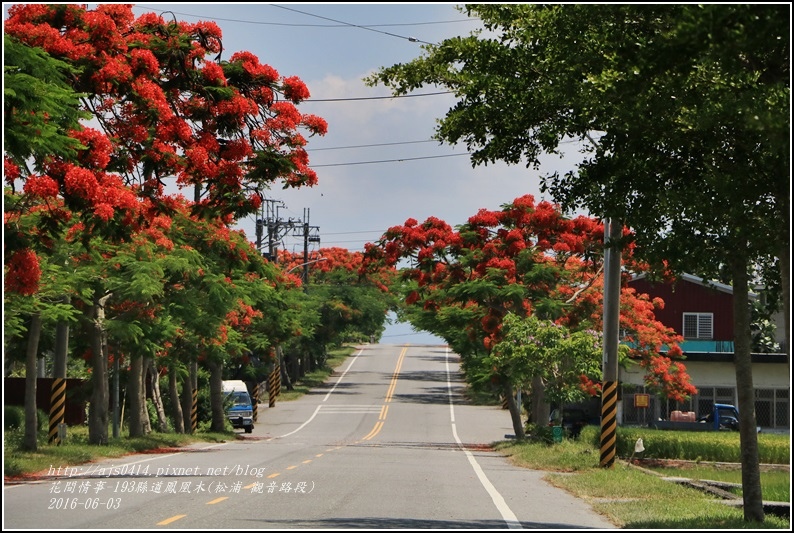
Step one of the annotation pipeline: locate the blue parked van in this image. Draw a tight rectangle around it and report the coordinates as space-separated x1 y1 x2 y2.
222 380 254 433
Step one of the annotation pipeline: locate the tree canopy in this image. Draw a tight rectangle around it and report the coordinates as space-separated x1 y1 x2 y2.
365 5 788 520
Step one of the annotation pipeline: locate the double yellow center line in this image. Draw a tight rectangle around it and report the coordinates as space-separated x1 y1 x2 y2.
361 346 407 441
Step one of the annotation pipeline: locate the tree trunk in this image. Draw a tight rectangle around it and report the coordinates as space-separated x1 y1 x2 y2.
169 363 185 434
779 241 790 364
127 356 146 437
23 313 42 451
88 294 111 445
208 359 226 432
731 255 764 522
530 375 549 427
148 358 169 432
502 379 525 440
279 346 293 391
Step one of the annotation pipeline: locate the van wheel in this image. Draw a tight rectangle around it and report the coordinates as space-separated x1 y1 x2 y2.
245 426 253 434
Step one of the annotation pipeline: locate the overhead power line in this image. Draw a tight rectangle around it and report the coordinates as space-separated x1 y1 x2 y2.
271 4 436 45
312 153 470 168
309 139 437 151
306 91 453 102
133 6 477 29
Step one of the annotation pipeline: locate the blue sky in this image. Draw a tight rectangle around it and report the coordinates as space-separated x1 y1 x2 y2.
6 3 592 344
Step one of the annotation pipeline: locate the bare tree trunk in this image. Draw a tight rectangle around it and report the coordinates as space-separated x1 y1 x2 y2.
169 363 185 434
779 241 790 364
88 294 111 445
23 313 42 451
127 356 146 437
530 375 549 427
148 359 168 432
208 359 226 432
502 379 525 440
278 346 293 391
731 255 764 522
181 362 193 434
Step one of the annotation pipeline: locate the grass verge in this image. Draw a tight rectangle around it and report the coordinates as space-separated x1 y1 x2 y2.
4 428 232 479
495 431 790 529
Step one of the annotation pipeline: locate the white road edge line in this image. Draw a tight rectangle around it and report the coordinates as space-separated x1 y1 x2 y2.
446 346 523 529
271 348 365 440
323 348 364 402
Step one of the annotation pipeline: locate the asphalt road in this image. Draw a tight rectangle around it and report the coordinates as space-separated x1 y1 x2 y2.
3 344 617 529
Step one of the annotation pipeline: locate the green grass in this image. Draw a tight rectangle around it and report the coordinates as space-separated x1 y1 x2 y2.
639 464 790 502
4 426 231 478
614 426 791 464
495 427 791 529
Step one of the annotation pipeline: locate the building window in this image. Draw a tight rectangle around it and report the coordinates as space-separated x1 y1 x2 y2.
683 313 713 339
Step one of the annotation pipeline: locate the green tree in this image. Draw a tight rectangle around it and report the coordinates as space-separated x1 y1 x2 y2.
4 34 88 451
279 247 396 382
490 313 604 416
3 34 88 181
366 4 788 521
5 5 327 440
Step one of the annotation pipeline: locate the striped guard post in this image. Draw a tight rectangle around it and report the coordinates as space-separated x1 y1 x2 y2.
191 387 198 434
268 368 278 407
252 382 259 423
48 378 66 445
599 380 618 468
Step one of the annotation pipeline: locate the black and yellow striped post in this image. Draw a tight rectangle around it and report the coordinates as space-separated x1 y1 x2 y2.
48 378 67 445
501 394 509 410
275 363 281 398
191 387 198 434
600 219 623 468
599 380 618 468
268 366 279 408
251 382 259 423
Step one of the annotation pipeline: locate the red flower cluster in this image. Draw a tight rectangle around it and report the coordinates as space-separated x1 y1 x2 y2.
361 195 696 399
5 248 41 296
5 3 328 231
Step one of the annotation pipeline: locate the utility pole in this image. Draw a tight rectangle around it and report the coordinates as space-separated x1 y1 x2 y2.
600 218 622 468
257 199 286 262
300 208 321 289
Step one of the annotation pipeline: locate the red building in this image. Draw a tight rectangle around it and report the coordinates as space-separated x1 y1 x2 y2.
619 273 789 430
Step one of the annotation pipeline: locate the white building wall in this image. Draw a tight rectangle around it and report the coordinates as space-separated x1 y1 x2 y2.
620 360 789 390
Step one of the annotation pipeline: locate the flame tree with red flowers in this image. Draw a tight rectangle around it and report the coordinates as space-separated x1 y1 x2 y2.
366 5 785 518
362 195 694 438
278 247 398 383
4 4 326 443
4 31 93 450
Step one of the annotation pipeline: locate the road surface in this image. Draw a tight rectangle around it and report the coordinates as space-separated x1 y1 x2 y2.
4 343 616 529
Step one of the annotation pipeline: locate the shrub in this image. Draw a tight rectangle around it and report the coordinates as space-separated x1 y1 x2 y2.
4 406 24 430
4 406 48 432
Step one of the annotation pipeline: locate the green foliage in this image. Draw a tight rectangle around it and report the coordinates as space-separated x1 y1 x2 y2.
3 34 89 172
367 3 788 281
491 313 602 407
4 406 24 431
